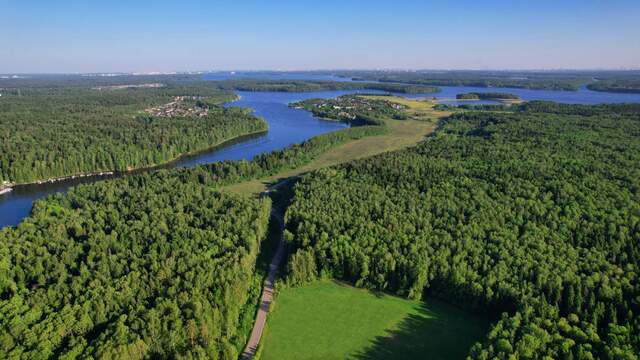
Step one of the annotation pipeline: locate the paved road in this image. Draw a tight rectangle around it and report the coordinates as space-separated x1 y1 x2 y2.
241 181 289 359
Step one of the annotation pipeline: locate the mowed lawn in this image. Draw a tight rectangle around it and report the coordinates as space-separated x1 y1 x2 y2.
260 280 488 360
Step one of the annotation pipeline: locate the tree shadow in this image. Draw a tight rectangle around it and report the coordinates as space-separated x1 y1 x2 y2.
353 301 487 360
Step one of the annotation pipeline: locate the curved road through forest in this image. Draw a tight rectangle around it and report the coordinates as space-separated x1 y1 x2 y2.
241 181 289 359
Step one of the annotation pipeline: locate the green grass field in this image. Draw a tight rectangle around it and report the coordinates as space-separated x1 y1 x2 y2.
260 280 488 360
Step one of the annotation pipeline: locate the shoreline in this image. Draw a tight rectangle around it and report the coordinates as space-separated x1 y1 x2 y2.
6 128 268 192
437 97 524 104
4 93 259 193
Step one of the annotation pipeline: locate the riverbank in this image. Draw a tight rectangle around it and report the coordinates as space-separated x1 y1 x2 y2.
6 129 269 192
437 97 524 105
223 96 443 195
23 171 116 186
0 88 355 229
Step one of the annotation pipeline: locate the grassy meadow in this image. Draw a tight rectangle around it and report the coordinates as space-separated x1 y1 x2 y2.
259 281 488 360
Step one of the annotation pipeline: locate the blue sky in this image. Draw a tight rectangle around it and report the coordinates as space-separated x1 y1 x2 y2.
1 0 639 73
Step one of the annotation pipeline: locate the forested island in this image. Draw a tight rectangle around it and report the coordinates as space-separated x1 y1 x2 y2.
0 80 267 185
456 92 521 101
284 101 640 358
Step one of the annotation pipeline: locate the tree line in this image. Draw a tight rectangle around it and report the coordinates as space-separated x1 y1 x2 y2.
0 81 267 184
336 70 640 94
332 70 592 91
284 103 640 359
456 92 520 100
212 80 440 94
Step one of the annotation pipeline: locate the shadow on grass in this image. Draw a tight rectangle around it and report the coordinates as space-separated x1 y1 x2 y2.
353 301 486 360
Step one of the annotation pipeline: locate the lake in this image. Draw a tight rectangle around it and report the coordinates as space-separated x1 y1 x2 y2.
1 73 640 228
406 85 640 105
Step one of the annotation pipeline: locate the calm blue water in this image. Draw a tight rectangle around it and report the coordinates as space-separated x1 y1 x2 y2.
172 90 370 166
1 74 640 228
0 89 375 228
405 85 640 105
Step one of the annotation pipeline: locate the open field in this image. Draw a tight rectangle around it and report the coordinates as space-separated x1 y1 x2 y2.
361 95 452 120
259 280 488 360
223 97 444 194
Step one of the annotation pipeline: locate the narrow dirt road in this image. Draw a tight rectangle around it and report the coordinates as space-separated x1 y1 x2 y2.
241 183 288 359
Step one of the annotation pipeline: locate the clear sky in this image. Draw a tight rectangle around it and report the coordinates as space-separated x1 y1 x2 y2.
1 0 639 73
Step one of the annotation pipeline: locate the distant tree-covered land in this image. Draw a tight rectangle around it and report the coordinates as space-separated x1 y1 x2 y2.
331 70 640 92
284 101 640 358
456 92 520 100
0 80 267 184
0 171 271 359
212 80 440 94
332 70 592 90
587 79 640 93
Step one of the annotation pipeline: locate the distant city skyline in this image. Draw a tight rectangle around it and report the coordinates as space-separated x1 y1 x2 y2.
2 0 639 73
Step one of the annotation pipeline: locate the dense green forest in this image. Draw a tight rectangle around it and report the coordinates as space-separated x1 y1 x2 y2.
0 81 266 184
284 102 640 358
0 172 271 359
0 91 398 359
212 80 439 94
456 92 520 100
4 72 640 359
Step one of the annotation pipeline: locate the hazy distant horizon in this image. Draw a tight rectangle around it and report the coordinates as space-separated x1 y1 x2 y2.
2 0 639 73
3 68 640 77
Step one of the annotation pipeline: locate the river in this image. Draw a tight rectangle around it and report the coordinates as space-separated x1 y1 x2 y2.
1 73 640 228
0 88 371 228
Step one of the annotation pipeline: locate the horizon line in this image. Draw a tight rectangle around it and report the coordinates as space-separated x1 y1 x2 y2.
3 67 640 76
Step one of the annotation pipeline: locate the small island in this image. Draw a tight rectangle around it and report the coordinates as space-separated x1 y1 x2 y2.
456 92 522 103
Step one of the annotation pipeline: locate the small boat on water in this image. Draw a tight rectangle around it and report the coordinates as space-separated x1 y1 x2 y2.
0 187 13 196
